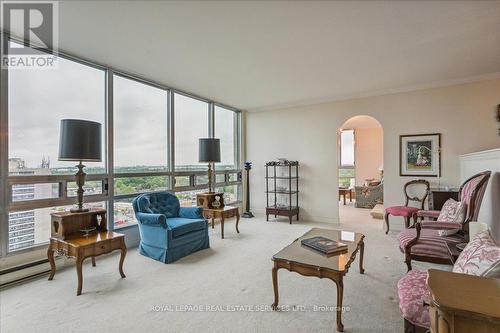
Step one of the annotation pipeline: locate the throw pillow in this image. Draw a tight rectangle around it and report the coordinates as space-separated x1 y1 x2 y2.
452 230 500 278
438 199 467 223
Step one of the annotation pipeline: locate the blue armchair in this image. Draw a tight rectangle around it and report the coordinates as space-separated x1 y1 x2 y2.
132 192 210 263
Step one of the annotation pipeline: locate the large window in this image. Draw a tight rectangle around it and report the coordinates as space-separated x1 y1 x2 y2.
174 93 209 171
2 39 242 259
8 45 106 175
215 105 237 169
339 129 355 167
113 75 170 228
7 45 106 251
114 75 168 173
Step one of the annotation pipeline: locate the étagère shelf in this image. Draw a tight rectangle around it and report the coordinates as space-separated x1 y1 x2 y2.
265 160 299 224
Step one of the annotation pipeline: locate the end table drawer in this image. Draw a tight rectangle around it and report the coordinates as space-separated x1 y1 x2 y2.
203 211 216 219
84 242 111 256
224 210 237 218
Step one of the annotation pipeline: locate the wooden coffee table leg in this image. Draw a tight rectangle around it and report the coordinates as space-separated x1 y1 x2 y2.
91 256 96 267
235 211 240 233
211 218 214 229
271 261 279 310
119 241 127 278
221 216 225 239
335 278 345 332
76 256 84 296
47 247 56 280
359 239 365 274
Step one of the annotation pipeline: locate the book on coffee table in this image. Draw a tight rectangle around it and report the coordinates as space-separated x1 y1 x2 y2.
301 236 348 255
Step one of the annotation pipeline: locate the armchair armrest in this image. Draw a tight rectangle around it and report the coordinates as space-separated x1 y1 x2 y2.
135 212 167 228
179 206 204 219
417 210 440 219
419 220 462 230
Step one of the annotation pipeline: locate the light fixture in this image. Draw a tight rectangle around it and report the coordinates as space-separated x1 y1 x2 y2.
198 138 221 193
58 119 102 212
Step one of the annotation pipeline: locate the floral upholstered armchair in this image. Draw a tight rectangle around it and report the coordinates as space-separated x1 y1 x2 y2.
355 182 383 209
397 229 500 332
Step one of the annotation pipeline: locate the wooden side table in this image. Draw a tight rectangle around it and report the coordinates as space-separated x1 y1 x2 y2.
202 206 240 239
338 187 352 205
47 231 127 296
427 269 500 333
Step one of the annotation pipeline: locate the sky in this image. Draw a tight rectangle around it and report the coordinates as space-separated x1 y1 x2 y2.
8 50 236 170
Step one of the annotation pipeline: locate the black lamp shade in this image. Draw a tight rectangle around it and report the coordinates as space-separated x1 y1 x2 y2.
58 119 102 162
199 138 221 163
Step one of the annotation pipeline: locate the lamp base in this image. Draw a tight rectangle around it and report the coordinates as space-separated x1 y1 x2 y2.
70 207 90 213
242 211 254 218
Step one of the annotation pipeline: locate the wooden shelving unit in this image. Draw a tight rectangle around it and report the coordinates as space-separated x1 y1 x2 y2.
265 160 299 224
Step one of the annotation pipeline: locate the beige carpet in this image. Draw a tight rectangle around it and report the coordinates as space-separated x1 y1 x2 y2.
0 204 445 333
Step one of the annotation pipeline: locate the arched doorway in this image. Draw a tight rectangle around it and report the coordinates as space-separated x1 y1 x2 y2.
338 115 384 212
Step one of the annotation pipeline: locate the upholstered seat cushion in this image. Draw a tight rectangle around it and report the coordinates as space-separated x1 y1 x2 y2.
397 228 462 259
166 218 207 238
386 206 419 217
397 270 430 328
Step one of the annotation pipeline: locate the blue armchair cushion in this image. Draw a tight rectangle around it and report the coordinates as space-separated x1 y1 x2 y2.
135 192 180 218
135 212 167 228
179 206 204 219
167 217 207 238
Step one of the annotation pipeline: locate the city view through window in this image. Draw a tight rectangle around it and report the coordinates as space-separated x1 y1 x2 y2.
6 44 241 252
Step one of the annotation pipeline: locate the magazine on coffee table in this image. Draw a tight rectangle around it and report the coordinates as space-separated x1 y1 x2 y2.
301 236 348 255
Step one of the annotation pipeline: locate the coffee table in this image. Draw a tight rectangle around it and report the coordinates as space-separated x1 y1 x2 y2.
271 228 365 332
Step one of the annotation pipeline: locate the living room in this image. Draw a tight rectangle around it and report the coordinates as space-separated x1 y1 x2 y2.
1 1 500 333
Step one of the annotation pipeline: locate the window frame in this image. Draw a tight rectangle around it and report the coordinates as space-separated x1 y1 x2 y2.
0 33 243 258
214 104 239 170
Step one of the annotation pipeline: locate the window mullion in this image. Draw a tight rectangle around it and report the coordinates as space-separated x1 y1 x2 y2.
106 69 114 231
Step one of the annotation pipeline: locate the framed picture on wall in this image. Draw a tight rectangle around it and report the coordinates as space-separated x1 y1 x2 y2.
400 133 441 177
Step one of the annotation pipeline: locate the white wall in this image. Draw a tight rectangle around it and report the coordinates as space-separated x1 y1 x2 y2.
460 149 500 241
245 79 500 223
354 127 383 185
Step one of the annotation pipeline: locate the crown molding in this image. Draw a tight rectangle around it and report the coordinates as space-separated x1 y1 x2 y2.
249 72 500 113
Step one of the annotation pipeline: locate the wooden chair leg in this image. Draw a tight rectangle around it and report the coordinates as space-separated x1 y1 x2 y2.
412 213 418 227
405 253 413 272
384 212 390 234
404 318 416 333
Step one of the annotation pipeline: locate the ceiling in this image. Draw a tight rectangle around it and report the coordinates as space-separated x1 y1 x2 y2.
15 1 500 111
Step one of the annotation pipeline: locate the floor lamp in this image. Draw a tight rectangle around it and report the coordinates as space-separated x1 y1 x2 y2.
242 161 254 218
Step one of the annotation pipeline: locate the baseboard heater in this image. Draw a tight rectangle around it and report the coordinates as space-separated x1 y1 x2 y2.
0 257 64 288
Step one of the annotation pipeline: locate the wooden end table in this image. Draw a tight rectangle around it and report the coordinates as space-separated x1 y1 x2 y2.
427 269 500 332
47 231 127 296
338 187 353 205
271 228 365 332
202 206 240 239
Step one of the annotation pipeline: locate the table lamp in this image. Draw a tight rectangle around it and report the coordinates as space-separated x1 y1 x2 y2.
199 138 220 193
58 119 102 212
